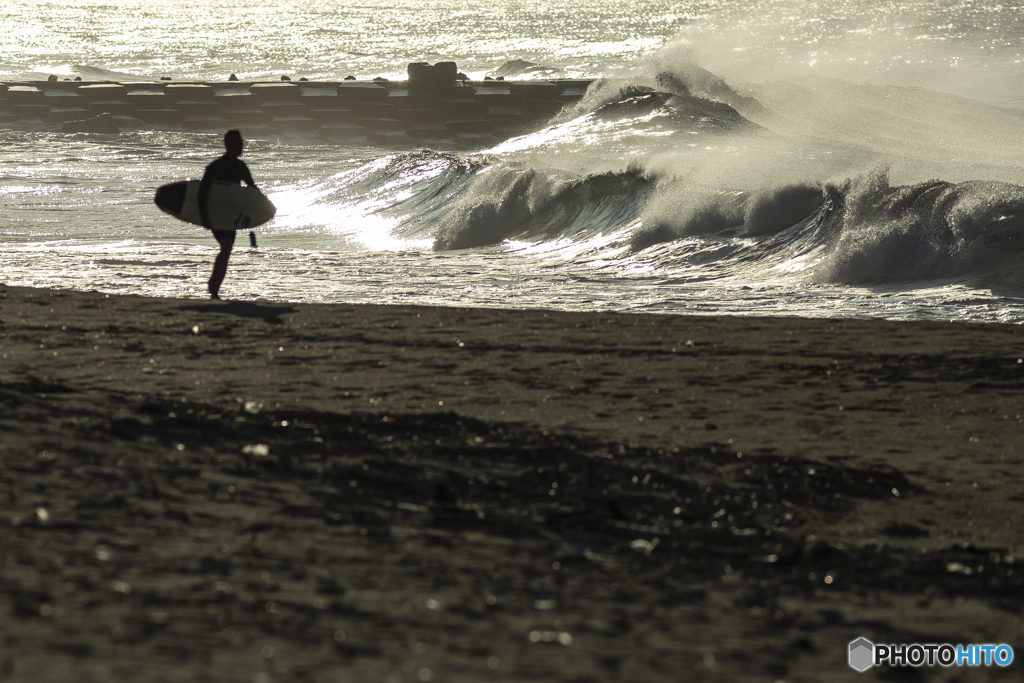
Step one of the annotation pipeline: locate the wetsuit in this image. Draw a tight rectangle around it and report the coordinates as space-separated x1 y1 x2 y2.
198 154 255 244
198 154 255 297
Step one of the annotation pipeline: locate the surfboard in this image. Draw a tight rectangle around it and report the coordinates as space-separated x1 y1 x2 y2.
153 180 276 231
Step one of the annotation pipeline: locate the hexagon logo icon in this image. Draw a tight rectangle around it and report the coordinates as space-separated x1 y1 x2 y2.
849 637 874 672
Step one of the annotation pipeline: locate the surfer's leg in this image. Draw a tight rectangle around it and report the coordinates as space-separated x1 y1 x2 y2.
208 230 236 299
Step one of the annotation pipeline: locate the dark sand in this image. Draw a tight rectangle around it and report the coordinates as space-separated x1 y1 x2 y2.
1 283 1022 682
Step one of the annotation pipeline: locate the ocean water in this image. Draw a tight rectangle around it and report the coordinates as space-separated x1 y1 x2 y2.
3 0 1024 323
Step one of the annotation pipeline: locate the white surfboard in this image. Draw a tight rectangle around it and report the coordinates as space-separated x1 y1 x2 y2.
154 180 276 231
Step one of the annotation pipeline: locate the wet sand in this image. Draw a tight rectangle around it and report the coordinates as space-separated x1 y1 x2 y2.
1 283 1022 682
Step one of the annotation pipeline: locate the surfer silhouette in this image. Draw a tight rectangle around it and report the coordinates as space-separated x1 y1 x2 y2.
198 129 257 299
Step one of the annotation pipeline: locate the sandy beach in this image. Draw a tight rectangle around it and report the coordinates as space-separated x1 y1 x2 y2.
1 283 1022 682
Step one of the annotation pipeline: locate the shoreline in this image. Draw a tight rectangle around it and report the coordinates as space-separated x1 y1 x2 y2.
2 284 1023 681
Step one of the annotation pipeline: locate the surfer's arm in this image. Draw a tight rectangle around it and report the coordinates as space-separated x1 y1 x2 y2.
241 162 256 188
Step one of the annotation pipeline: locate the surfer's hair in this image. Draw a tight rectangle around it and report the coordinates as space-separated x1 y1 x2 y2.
224 129 243 146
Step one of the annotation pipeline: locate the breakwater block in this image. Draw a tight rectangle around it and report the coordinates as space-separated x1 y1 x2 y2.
408 62 458 88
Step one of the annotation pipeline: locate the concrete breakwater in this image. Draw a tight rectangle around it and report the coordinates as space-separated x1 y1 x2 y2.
0 64 592 144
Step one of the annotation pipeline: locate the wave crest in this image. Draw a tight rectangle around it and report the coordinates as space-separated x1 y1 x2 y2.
631 182 824 250
816 170 1024 283
433 164 652 250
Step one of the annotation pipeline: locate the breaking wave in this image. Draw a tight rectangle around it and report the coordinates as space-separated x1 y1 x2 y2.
296 136 1024 293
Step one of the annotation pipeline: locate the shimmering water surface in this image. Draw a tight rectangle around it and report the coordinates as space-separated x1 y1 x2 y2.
3 0 1024 323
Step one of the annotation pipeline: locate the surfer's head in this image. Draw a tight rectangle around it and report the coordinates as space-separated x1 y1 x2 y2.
224 129 244 158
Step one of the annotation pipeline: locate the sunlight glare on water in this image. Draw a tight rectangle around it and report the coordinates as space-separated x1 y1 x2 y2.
2 1 1024 323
